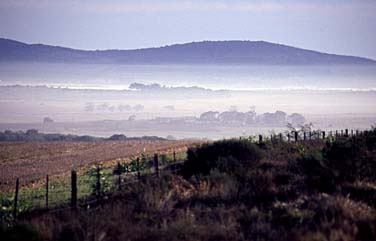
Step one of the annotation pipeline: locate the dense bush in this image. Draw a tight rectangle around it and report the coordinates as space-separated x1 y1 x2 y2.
291 150 336 193
182 139 262 178
324 139 364 182
323 129 376 182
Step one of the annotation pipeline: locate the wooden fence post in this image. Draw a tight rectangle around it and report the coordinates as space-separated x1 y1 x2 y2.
294 131 298 142
137 157 141 181
322 131 326 140
71 171 77 208
13 178 19 219
345 129 349 137
303 132 306 141
46 175 49 209
173 151 177 174
96 166 101 197
259 135 263 144
154 154 159 177
117 162 122 191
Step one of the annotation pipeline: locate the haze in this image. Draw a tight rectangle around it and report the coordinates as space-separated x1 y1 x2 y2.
0 1 375 139
1 0 376 59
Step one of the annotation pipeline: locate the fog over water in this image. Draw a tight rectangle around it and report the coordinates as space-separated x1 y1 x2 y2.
1 63 376 91
0 63 375 139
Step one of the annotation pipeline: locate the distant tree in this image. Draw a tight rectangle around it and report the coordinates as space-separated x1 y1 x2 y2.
133 104 144 112
164 105 175 111
118 104 132 112
287 113 306 125
200 111 219 121
26 129 38 136
108 134 127 141
258 111 287 126
84 103 95 112
43 117 54 123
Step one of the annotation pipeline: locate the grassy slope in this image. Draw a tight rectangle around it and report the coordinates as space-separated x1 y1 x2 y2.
1 132 376 241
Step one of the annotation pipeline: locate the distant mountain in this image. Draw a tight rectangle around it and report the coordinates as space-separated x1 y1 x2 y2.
0 38 375 65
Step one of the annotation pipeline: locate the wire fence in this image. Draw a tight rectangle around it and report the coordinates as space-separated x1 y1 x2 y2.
0 151 185 223
0 128 368 223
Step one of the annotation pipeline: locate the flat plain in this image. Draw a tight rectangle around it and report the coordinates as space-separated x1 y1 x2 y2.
0 140 199 187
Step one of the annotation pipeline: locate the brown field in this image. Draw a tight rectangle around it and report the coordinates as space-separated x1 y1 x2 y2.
0 140 200 186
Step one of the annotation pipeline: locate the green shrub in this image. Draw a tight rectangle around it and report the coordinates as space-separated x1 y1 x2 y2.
182 139 262 178
238 170 277 205
293 150 336 193
324 139 363 182
324 131 376 182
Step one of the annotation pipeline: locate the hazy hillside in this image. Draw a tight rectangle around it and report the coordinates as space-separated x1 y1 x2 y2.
1 38 375 65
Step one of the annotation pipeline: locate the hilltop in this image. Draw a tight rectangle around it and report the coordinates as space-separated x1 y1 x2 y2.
1 38 375 65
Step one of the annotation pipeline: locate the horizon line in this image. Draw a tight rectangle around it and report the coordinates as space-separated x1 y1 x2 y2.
1 37 375 62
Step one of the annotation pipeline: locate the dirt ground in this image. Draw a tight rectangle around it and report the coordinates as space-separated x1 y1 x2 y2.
0 140 199 187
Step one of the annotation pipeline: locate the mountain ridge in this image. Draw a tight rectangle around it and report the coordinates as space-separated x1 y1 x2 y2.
0 38 375 65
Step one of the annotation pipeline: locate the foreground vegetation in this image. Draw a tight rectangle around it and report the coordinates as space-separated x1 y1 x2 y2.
1 129 376 241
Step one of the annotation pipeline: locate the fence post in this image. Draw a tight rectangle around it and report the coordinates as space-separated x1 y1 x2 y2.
154 154 159 177
46 175 49 209
351 129 354 137
71 171 77 208
136 157 141 181
259 135 263 144
173 151 177 174
13 178 19 219
303 132 306 141
294 131 298 142
96 166 101 197
345 129 349 137
117 162 122 191
322 131 326 140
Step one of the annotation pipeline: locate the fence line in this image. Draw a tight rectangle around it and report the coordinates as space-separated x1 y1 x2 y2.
0 151 187 222
0 129 368 222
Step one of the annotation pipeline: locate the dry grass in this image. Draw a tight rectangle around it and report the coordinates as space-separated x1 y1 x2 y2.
2 133 376 241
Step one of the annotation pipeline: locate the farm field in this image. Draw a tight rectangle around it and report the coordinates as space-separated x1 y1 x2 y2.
1 130 375 240
0 140 199 188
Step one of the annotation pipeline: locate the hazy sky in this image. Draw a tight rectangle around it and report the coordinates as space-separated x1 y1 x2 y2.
1 0 376 59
